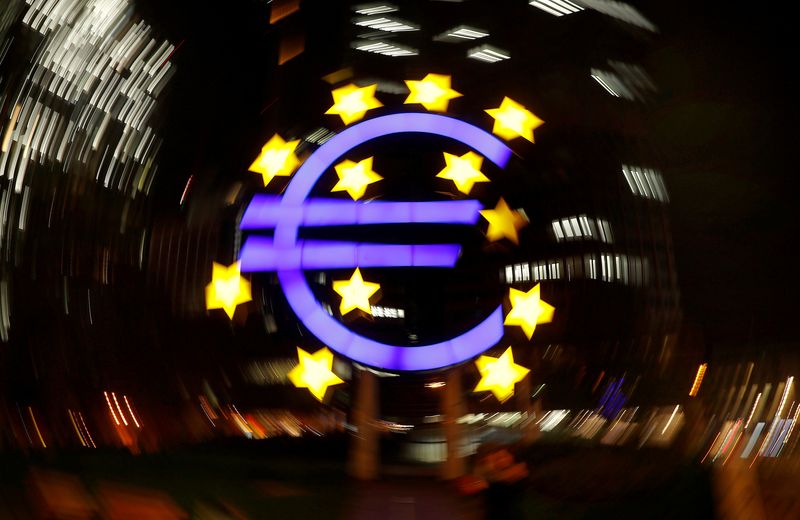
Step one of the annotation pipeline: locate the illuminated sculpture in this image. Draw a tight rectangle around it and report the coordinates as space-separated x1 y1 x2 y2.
205 261 252 319
504 284 555 339
474 347 530 402
333 268 381 315
332 157 383 200
436 151 489 195
480 198 528 244
325 83 383 125
248 134 300 187
239 113 512 371
485 96 544 142
404 73 462 112
288 347 344 401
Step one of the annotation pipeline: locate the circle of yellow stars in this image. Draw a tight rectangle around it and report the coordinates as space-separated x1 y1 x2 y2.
230 73 555 402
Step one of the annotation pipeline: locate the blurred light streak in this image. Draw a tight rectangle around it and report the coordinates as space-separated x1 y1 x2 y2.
530 0 583 17
77 413 96 448
579 0 657 32
689 363 707 397
270 0 301 24
701 430 722 463
199 397 216 427
354 15 418 32
661 404 680 435
123 395 141 428
28 406 46 448
539 410 569 432
1 104 20 152
783 402 800 449
15 404 33 446
621 164 669 202
111 392 128 426
104 391 120 425
468 45 510 63
68 410 87 447
179 175 194 205
716 419 741 463
353 3 398 15
745 392 762 429
278 32 305 65
741 422 765 459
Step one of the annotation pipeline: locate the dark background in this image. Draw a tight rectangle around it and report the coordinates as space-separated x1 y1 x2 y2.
644 2 798 349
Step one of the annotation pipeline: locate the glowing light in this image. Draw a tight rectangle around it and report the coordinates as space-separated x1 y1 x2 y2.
661 405 681 435
205 261 252 319
332 157 383 200
28 407 47 448
288 347 345 401
241 239 462 270
689 363 708 397
404 73 462 112
745 392 762 429
241 197 482 229
485 97 544 142
480 198 528 244
333 268 380 315
248 134 301 188
239 113 511 371
124 395 141 428
77 412 96 448
325 84 383 125
474 347 530 403
68 410 87 447
112 392 128 426
436 151 489 195
504 284 555 339
104 391 120 426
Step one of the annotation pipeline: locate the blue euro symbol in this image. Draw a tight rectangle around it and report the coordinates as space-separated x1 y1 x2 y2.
239 113 513 371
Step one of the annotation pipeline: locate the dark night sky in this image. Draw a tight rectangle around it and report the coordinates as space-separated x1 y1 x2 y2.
139 0 799 352
643 2 799 349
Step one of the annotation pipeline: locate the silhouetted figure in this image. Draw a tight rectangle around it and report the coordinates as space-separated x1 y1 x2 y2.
473 444 529 519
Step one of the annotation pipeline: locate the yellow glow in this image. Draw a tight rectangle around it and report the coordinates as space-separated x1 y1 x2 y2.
485 97 544 142
404 73 462 112
504 284 555 339
205 261 252 319
474 347 530 403
28 407 47 448
689 363 707 397
332 157 383 200
436 151 489 195
325 83 383 125
333 268 380 315
248 134 301 187
288 346 344 401
480 198 528 244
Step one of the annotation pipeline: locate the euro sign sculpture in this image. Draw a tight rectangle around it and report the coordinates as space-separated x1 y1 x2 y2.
239 113 513 371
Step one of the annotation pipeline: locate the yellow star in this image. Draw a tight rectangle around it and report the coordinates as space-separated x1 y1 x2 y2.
331 157 383 200
404 73 462 112
248 134 300 187
474 347 530 403
332 268 380 315
288 347 344 401
325 83 383 125
480 198 528 244
205 261 252 319
436 151 489 195
485 97 544 142
504 284 555 340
